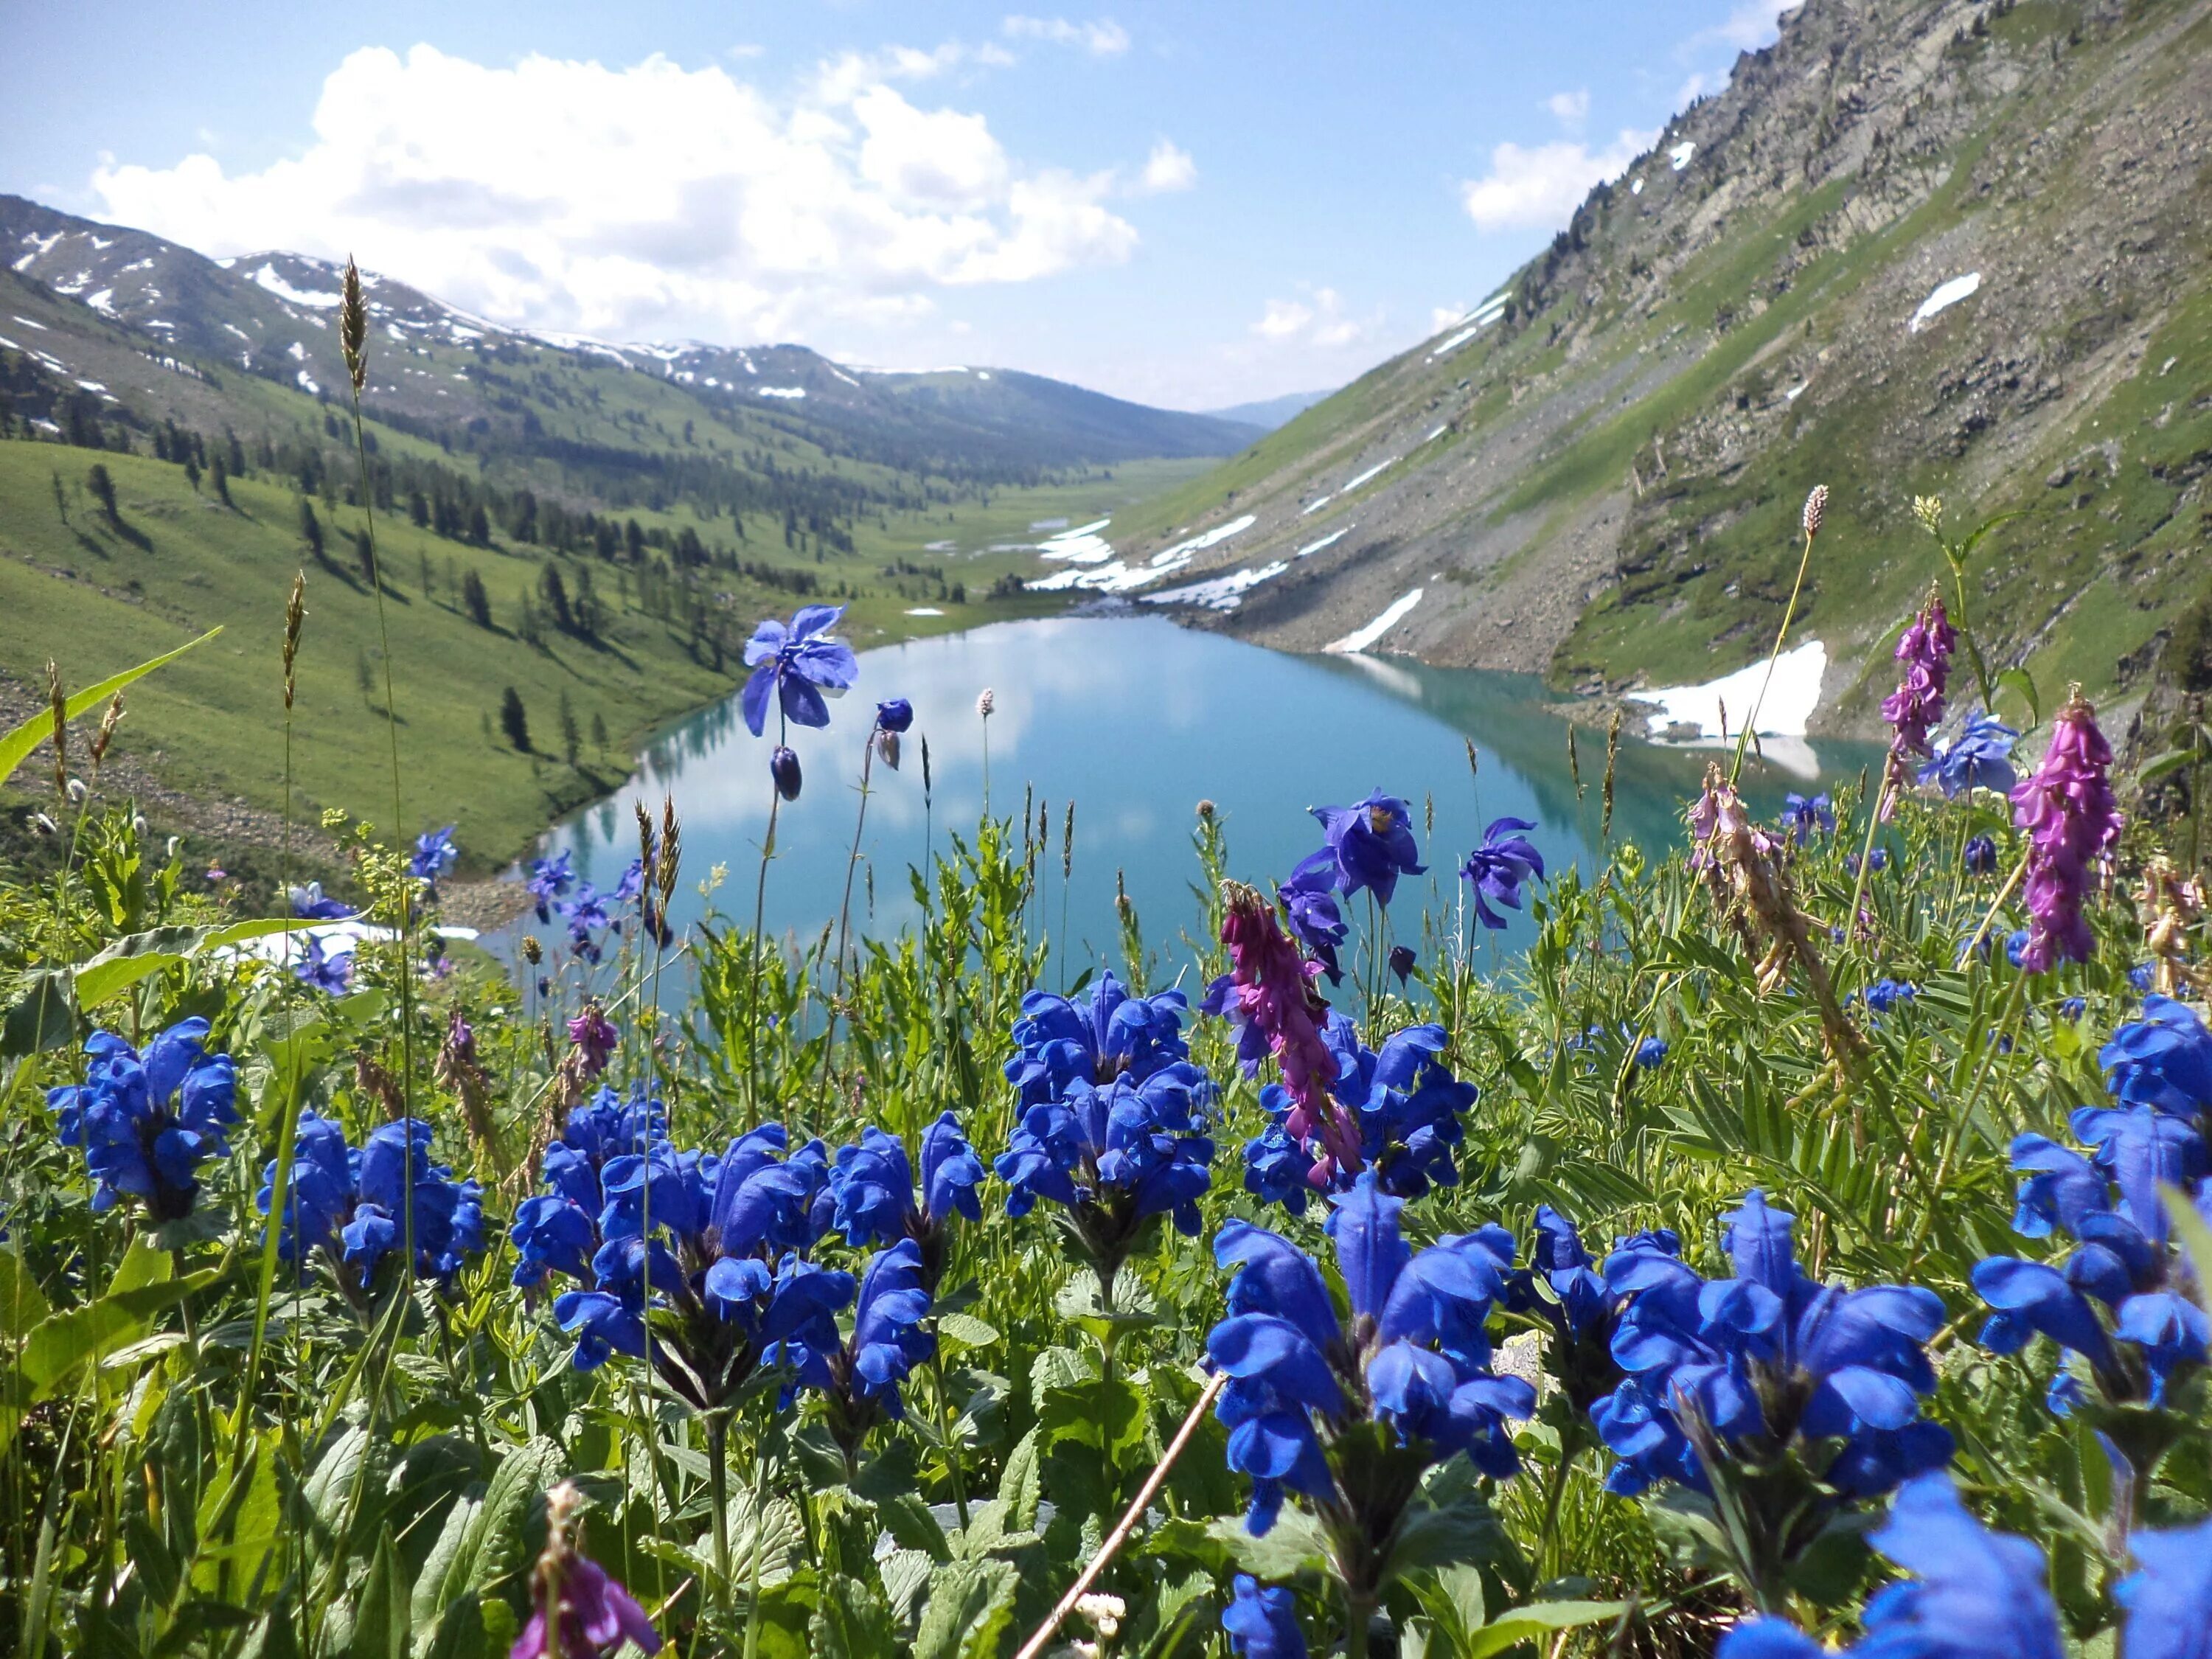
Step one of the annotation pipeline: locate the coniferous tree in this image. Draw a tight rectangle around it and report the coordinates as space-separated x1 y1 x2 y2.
541 564 574 633
499 686 530 751
50 471 69 526
86 463 117 522
461 568 493 628
559 691 580 766
590 711 609 751
299 498 326 563
468 503 492 546
353 527 376 586
210 456 232 507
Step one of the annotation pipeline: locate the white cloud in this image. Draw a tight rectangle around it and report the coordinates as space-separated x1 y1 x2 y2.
1684 0 1802 55
1252 286 1368 349
1458 128 1655 232
1001 15 1130 56
1545 88 1590 126
1136 139 1197 194
89 44 1144 347
1430 302 1468 333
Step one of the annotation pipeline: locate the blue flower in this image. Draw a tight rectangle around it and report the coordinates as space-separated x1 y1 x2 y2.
741 605 858 736
288 882 356 920
1864 978 1917 1016
511 1085 667 1290
1780 792 1833 844
1278 851 1349 984
1329 1018 1473 1197
2116 1517 2212 1659
1920 712 2020 798
997 1065 1217 1274
410 824 458 883
564 880 613 961
1846 847 1891 875
1504 1207 1646 1412
527 850 575 922
2130 962 2156 992
827 1114 983 1289
1634 1036 1669 1069
791 1239 936 1458
1459 817 1544 930
1207 1182 1533 1554
1222 1575 1307 1659
2058 996 2087 1021
2101 995 2212 1120
770 745 802 801
874 698 914 733
1388 944 1416 986
292 933 353 995
1717 1472 2062 1659
1312 790 1425 905
1005 969 1191 1109
52 1019 238 1222
257 1113 483 1292
1963 834 1999 874
1591 1192 1952 1506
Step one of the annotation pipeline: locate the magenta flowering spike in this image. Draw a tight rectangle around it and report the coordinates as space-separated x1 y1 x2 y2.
511 1482 661 1659
566 1004 619 1079
1211 883 1357 1182
2010 689 2121 973
1880 591 1957 809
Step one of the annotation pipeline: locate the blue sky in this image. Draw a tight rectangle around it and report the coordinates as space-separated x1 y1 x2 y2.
4 1 1793 409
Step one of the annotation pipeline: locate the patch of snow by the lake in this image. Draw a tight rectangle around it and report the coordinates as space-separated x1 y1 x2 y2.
251 262 341 307
1784 382 1808 403
89 236 113 250
757 386 807 399
226 919 477 967
1151 514 1256 566
1669 142 1697 170
18 232 63 260
12 314 49 330
296 369 320 394
1029 555 1188 595
830 365 861 388
447 323 484 341
145 318 175 331
1908 272 1981 333
1327 588 1425 654
1631 177 1644 196
925 540 958 552
1037 517 1116 565
1029 518 1070 532
86 288 116 314
1143 560 1290 612
75 378 106 392
1634 639 1826 748
1421 424 1448 444
1340 459 1397 494
222 322 250 341
905 608 945 616
1296 528 1351 558
0 335 16 352
31 418 60 435
977 370 992 380
1301 493 1336 516
286 341 307 361
1427 323 1486 361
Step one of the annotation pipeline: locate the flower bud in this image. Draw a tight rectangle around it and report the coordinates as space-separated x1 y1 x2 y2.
1801 483 1828 539
875 697 914 733
876 728 901 771
771 745 802 801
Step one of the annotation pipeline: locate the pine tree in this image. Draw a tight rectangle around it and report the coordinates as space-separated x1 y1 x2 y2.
419 551 434 599
468 503 492 546
541 564 574 633
50 471 69 526
499 687 530 751
210 456 232 507
462 568 493 628
559 691 580 766
299 498 326 563
591 711 609 751
86 463 117 522
353 527 376 586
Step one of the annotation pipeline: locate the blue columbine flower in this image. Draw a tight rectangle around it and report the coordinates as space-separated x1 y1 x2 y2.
2101 995 2212 1120
1207 1180 1534 1585
1459 817 1545 930
1388 944 1416 986
410 824 459 883
1963 833 1999 874
1634 1036 1669 1069
257 1113 483 1295
1005 969 1191 1108
527 850 575 923
564 881 613 963
1780 792 1833 844
1279 850 1349 984
52 1018 237 1222
1222 1575 1307 1659
1590 1192 1952 1516
289 882 356 920
293 933 353 995
741 605 859 736
1311 790 1426 905
1716 1472 2063 1659
997 1063 1216 1283
787 1238 936 1464
826 1114 984 1290
1920 711 2020 798
875 698 914 733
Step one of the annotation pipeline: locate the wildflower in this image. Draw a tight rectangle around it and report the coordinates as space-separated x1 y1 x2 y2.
1074 1593 1126 1644
1222 1576 1307 1659
1964 834 1999 874
1278 851 1349 984
741 605 858 735
1590 1191 1952 1603
1388 944 1416 986
1204 882 1352 1178
2131 962 2156 992
2116 1517 2212 1657
410 824 459 883
1459 817 1545 929
293 934 353 995
1779 792 1833 844
289 882 356 920
257 1113 484 1293
528 851 576 923
564 883 613 962
511 1087 667 1292
1920 712 2019 798
2011 690 2121 972
2101 995 2212 1118
512 1481 661 1659
1845 848 1891 875
1634 1035 1669 1068
51 1018 237 1221
771 745 802 801
996 1065 1215 1285
787 1238 935 1466
1207 1180 1533 1571
2059 997 2087 1021
566 1004 618 1079
1864 978 1917 1015
976 687 995 719
826 1114 984 1290
1311 790 1426 905
1005 969 1190 1109
1503 1207 1653 1413
1881 591 1957 769
1715 1472 2061 1659
1801 484 1827 540
875 697 914 733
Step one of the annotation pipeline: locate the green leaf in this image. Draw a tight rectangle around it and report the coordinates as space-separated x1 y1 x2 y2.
408 1438 563 1631
0 627 222 788
1994 666 2040 729
1204 1512 1327 1581
912 1559 1019 1659
810 1573 898 1659
415 1593 487 1659
2138 748 2197 785
349 1526 411 1659
2163 1186 2212 1310
1462 1601 1631 1658
18 1268 217 1399
877 1490 951 1562
998 1427 1043 1533
0 969 77 1059
933 1312 1001 1352
74 918 311 1007
0 1248 52 1339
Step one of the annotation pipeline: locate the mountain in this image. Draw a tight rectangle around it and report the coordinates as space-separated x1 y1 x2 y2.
1084 0 2212 740
0 194 1253 476
1202 390 1334 432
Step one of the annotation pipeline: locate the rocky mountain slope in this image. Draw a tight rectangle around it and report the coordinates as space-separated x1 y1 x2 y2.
1090 0 2212 737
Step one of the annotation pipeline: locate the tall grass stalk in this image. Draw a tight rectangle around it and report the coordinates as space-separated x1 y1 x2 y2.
1729 485 1826 786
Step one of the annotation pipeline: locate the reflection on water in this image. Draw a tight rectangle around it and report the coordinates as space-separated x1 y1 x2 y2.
523 616 1882 972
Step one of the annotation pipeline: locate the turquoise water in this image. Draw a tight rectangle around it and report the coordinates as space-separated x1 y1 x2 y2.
524 616 1882 970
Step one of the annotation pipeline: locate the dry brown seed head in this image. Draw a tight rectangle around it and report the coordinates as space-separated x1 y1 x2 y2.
341 257 369 394
45 660 66 798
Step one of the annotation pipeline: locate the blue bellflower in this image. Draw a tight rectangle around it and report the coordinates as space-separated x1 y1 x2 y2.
257 1113 484 1294
1005 969 1191 1108
1311 791 1426 905
1460 818 1545 930
2101 995 2212 1119
52 1018 238 1222
1242 1016 1473 1205
1503 1206 1654 1413
741 605 859 736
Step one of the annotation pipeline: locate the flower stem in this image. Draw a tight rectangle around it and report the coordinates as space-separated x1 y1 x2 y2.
1729 526 1816 787
706 1414 732 1615
744 784 782 1130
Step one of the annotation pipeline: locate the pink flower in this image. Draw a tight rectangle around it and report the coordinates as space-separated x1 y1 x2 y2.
510 1548 659 1659
1882 594 1958 763
2011 692 2121 973
566 1005 618 1079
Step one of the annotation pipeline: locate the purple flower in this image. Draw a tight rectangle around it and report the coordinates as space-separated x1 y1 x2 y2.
1388 944 1416 986
1964 834 1999 874
528 851 575 924
512 1486 661 1659
874 698 914 733
771 745 802 801
1278 849 1350 984
1204 883 1351 1180
741 605 858 736
1921 712 2019 798
1882 593 1957 764
1459 817 1545 929
410 824 459 883
1780 793 1833 844
567 1006 618 1079
289 882 356 921
1310 790 1425 905
293 934 353 995
2010 692 2121 973
2116 1517 2212 1659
